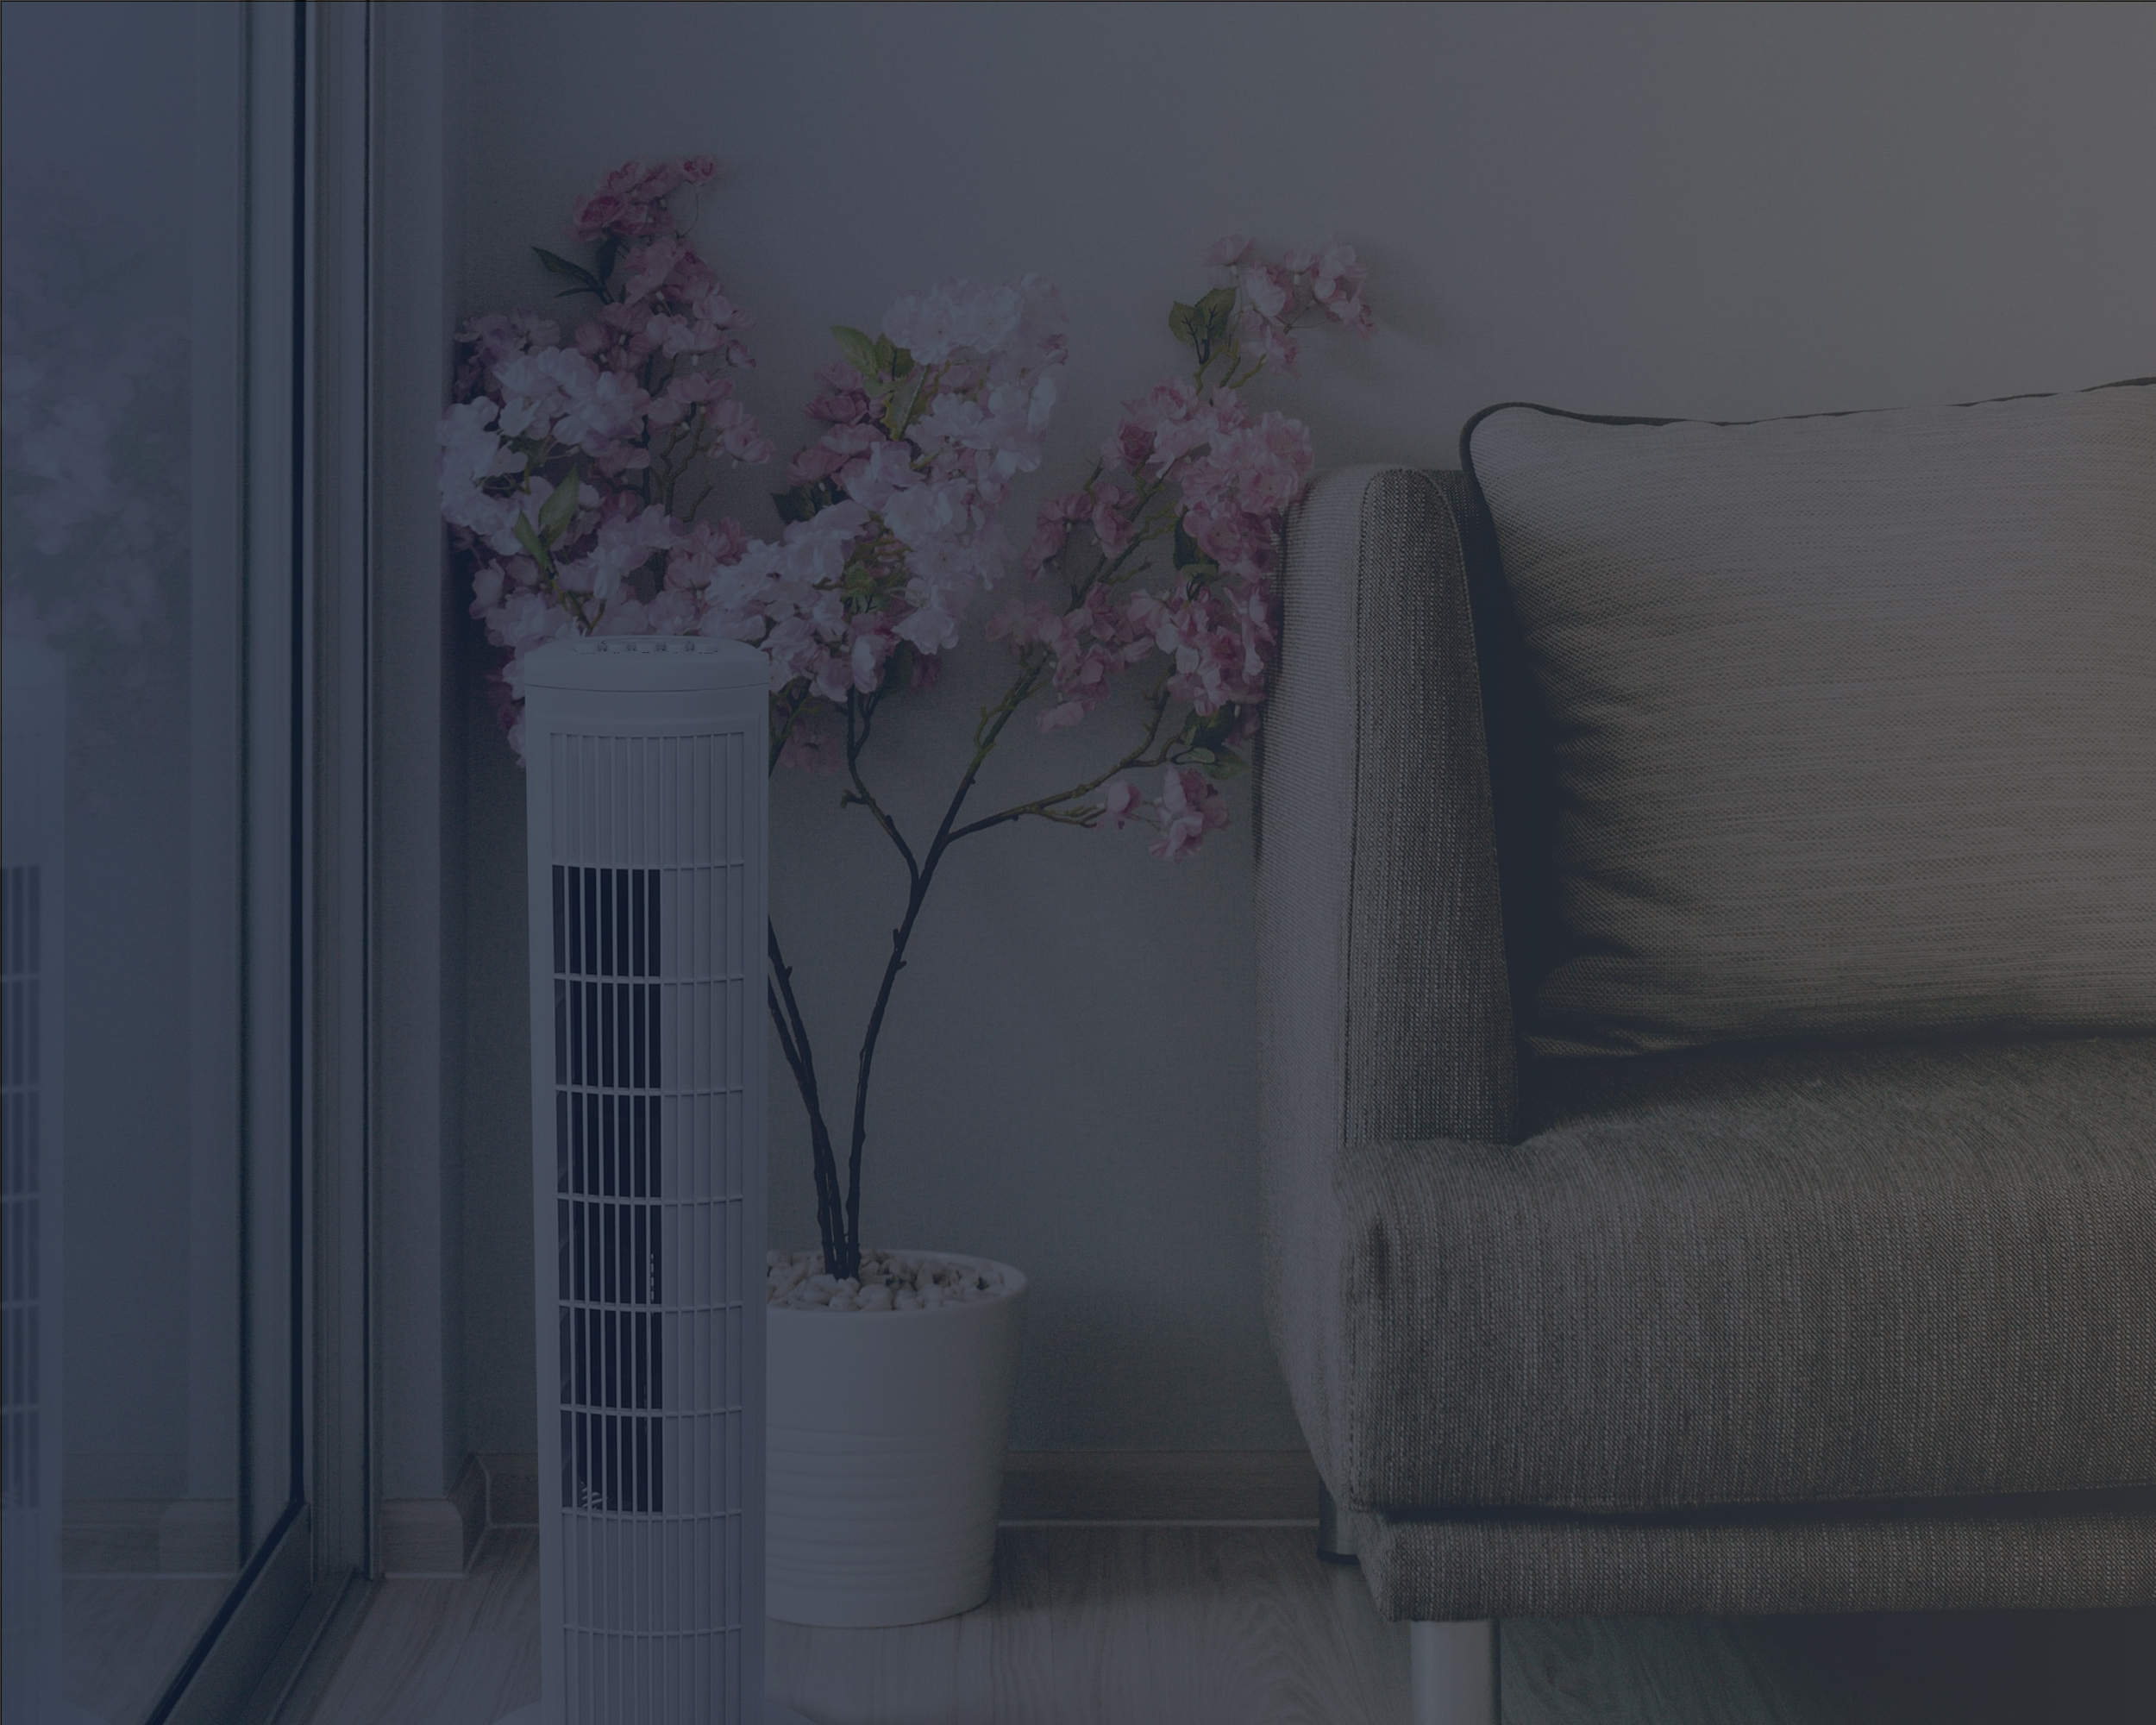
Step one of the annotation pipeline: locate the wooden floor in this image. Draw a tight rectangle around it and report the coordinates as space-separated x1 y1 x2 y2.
59 1496 241 1725
65 1576 230 1725
298 1526 2153 1725
304 1529 541 1725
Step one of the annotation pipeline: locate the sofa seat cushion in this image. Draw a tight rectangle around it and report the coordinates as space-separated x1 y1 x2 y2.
1349 1486 2156 1620
1331 1034 2155 1515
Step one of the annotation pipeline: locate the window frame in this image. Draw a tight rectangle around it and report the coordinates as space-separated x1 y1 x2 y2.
142 3 375 1718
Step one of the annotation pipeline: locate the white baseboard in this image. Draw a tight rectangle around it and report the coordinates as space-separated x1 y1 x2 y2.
442 1449 1320 1549
475 1451 538 1527
377 1453 486 1578
1000 1450 1320 1523
63 1497 240 1576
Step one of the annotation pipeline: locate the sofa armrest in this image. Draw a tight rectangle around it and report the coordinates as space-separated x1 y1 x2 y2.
1257 466 1514 1497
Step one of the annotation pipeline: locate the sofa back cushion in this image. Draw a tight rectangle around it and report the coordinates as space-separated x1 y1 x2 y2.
1463 381 2156 1057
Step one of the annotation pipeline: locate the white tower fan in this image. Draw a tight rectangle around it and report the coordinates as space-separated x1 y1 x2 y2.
3 641 78 1725
507 637 813 1725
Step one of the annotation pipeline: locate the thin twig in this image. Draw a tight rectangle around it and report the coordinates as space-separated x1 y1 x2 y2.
768 922 845 1272
843 691 920 889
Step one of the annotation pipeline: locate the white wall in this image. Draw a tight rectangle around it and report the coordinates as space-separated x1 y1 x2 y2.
447 0 2156 1456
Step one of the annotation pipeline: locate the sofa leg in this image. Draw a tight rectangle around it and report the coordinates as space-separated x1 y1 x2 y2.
1317 1480 1357 1564
1410 1620 1495 1725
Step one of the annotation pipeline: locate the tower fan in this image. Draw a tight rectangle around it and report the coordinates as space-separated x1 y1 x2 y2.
3 641 76 1725
507 637 812 1725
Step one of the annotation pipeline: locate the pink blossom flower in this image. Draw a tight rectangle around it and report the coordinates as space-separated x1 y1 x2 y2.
1024 489 1091 575
987 581 1156 732
470 560 508 615
1150 767 1230 862
1102 414 1152 473
1241 262 1292 325
634 160 685 203
693 290 752 332
1237 310 1300 375
806 383 873 424
1147 407 1215 475
1088 480 1140 555
777 715 845 774
655 367 732 415
568 192 628 242
439 398 513 490
786 441 850 486
843 437 920 511
449 186 1365 800
1185 411 1313 519
594 595 651 635
883 278 1025 365
1308 239 1376 336
1332 294 1376 338
986 596 1050 647
707 398 774 464
492 588 573 654
1100 779 1144 831
1137 376 1201 427
880 476 975 555
893 593 962 655
664 518 750 590
454 311 561 380
1311 238 1366 305
642 588 702 633
621 235 692 304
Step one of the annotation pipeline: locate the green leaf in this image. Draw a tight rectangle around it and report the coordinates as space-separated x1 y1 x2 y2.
1196 285 1238 322
1197 285 1241 354
830 325 881 375
593 234 621 292
773 478 843 526
538 471 582 541
887 367 925 435
1180 706 1244 764
1167 300 1200 349
512 513 550 570
533 247 602 294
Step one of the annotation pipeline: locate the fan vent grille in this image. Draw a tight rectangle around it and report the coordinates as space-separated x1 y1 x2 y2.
2 865 41 1514
539 730 753 1721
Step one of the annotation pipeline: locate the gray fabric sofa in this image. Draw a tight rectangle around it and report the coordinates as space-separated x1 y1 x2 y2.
1255 412 2156 1633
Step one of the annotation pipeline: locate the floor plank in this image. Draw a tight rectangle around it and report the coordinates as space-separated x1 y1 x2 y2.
64 1576 230 1725
304 1527 538 1725
1502 1616 1816 1725
296 1523 2154 1725
1721 1609 2156 1725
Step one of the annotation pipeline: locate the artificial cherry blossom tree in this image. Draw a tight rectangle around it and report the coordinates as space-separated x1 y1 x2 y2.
441 160 1374 1281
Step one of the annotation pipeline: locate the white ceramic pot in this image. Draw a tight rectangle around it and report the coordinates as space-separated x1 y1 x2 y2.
766 1251 1028 1628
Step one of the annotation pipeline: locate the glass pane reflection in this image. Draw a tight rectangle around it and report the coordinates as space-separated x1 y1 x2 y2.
3 4 283 1721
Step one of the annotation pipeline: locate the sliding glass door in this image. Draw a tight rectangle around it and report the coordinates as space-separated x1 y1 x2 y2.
2 5 342 1719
